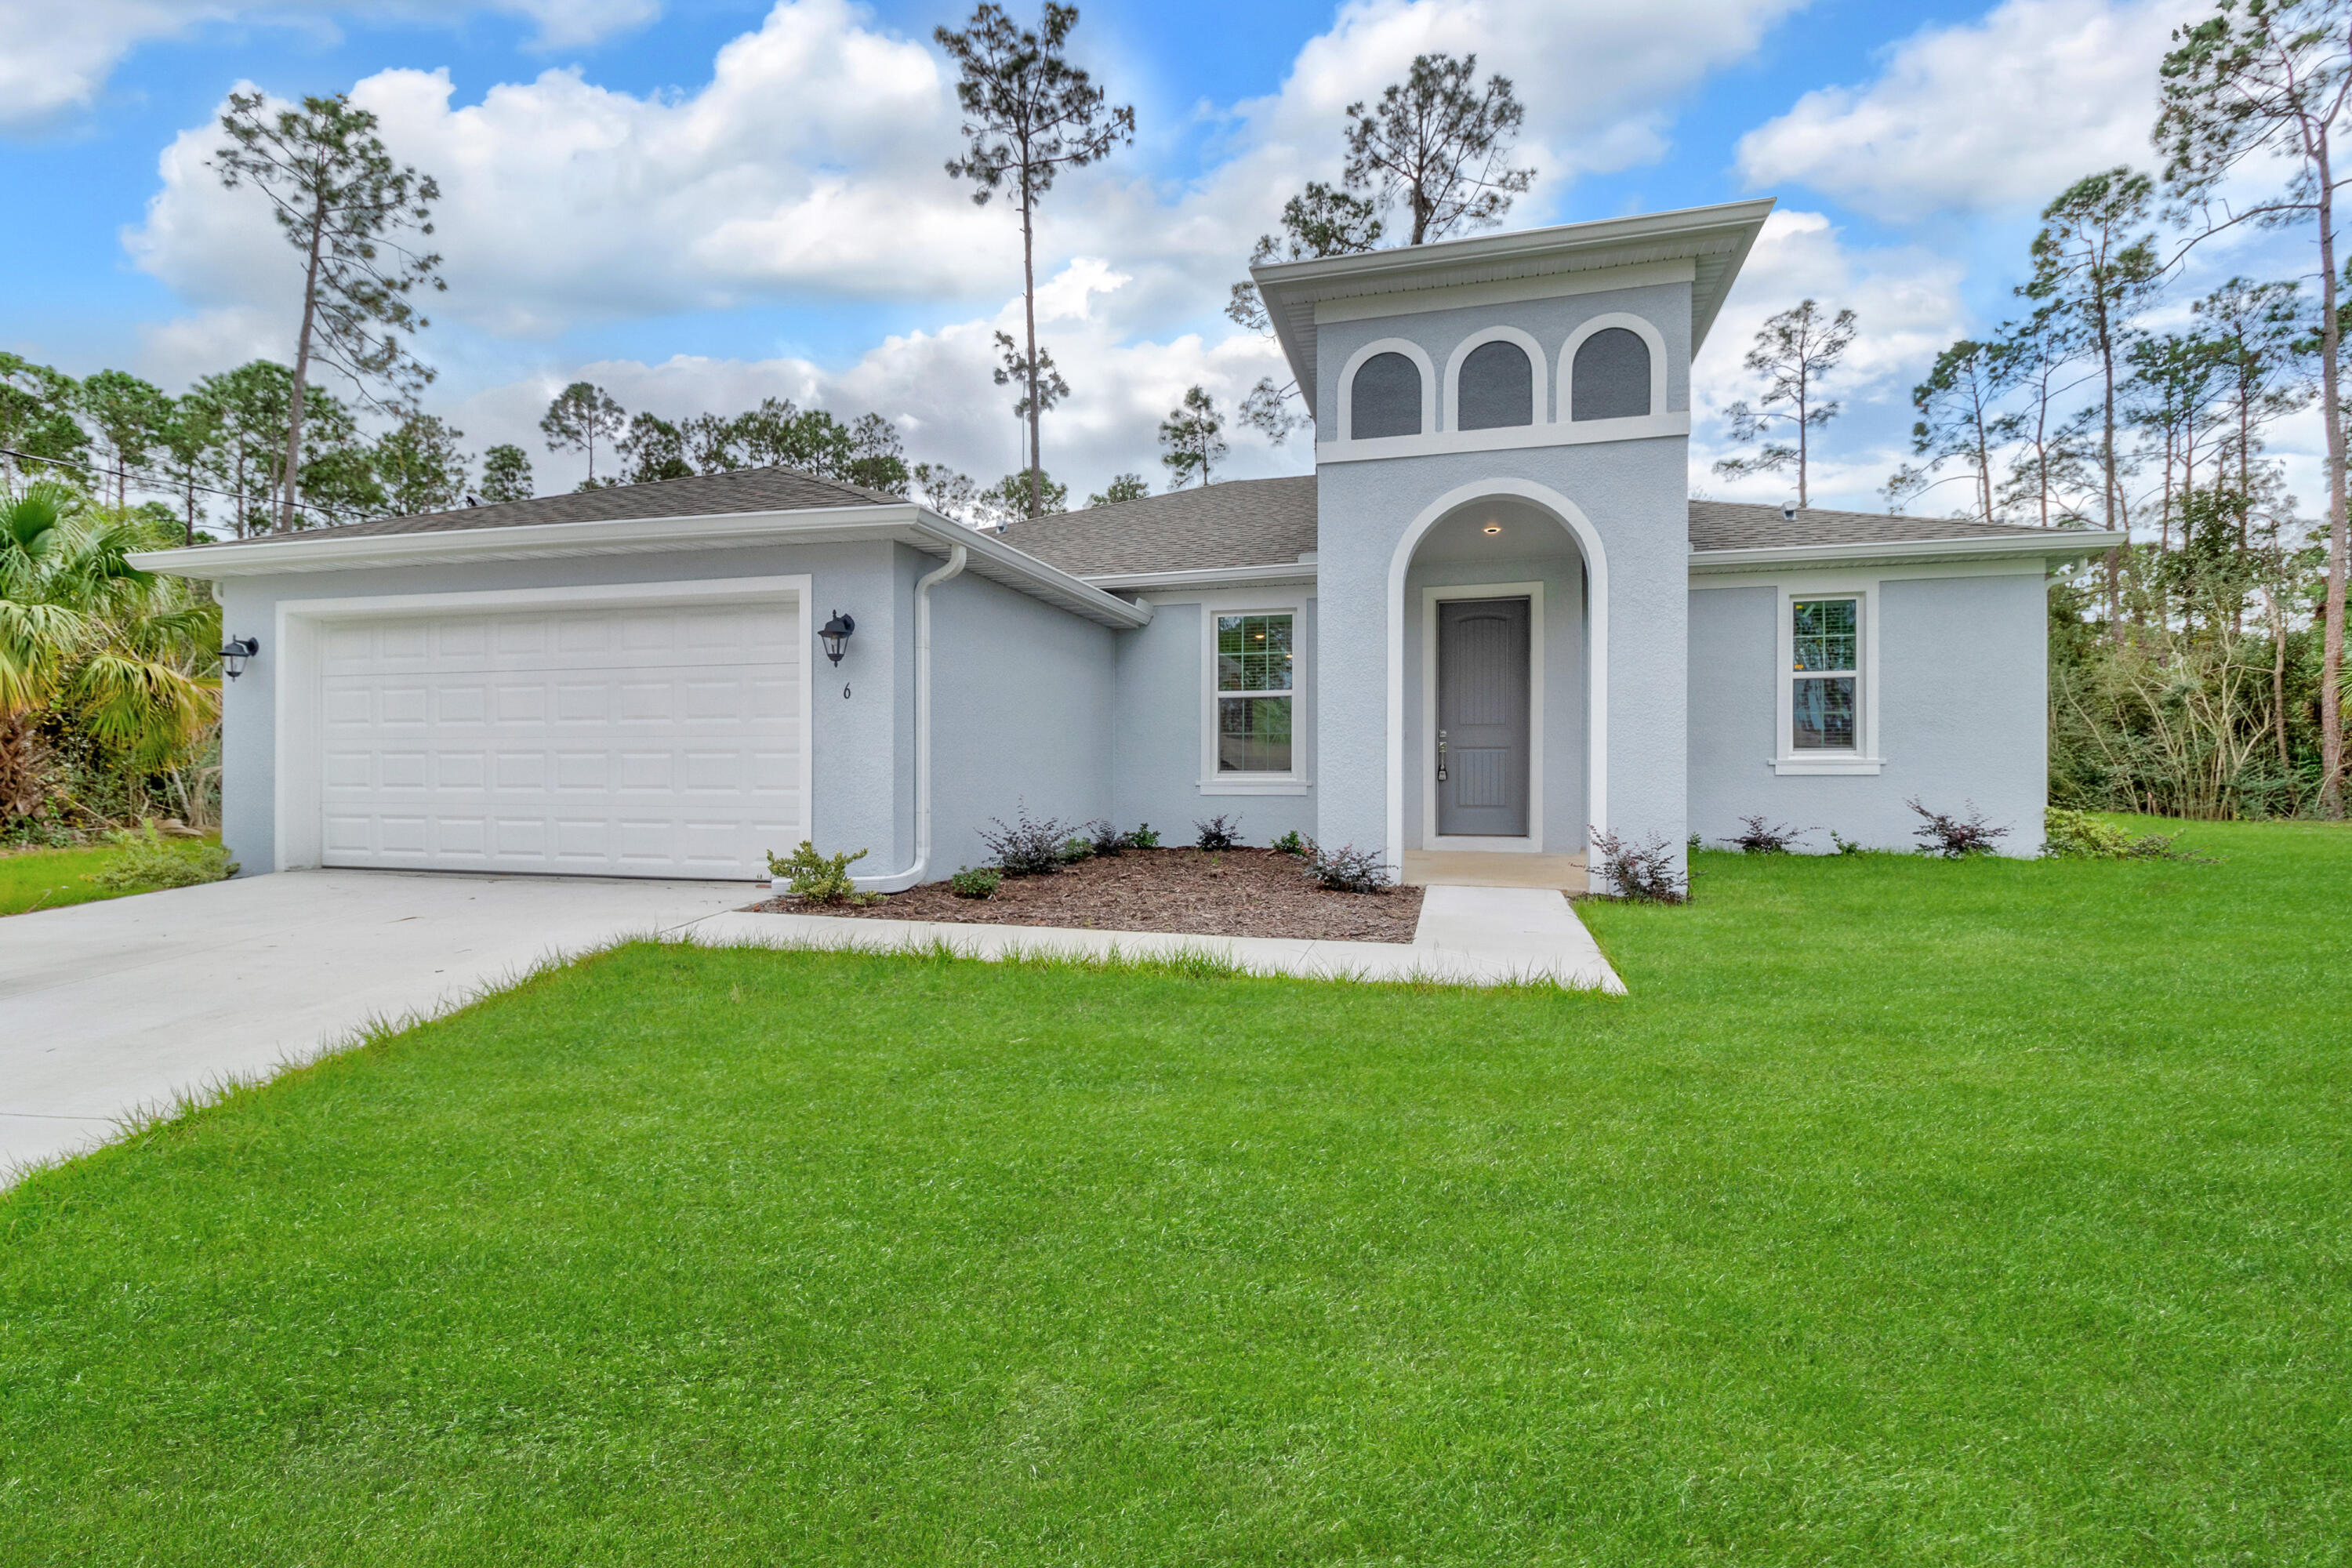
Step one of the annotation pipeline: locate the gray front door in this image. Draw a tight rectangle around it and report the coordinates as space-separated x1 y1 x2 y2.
1435 597 1531 838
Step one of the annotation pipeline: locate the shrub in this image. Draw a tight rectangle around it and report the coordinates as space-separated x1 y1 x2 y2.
1127 822 1161 848
1271 829 1305 856
1906 797 2010 858
1059 835 1095 865
1589 827 1688 903
2042 808 2201 861
766 840 876 905
979 805 1069 876
85 822 237 891
948 865 1001 899
1828 829 1866 856
1728 814 1803 854
1194 814 1242 851
1299 840 1390 892
1085 819 1128 857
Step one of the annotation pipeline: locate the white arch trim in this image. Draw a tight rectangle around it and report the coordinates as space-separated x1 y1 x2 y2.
1440 325 1549 430
1337 336 1439 444
1559 312 1669 424
1385 478 1608 892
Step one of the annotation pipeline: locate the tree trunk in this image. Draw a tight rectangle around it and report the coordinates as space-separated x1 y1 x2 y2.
2097 289 2122 640
1021 170 1040 520
279 187 329 532
1795 362 1809 509
2318 140 2347 817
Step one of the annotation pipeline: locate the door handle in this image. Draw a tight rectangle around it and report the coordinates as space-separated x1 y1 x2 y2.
1436 729 1447 783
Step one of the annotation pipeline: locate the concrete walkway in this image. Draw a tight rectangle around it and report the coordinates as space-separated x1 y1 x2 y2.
686 883 1624 992
2 871 1621 1181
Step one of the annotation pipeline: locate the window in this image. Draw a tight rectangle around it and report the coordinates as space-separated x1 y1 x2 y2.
1350 352 1423 439
1791 597 1857 750
1216 612 1294 771
1457 340 1534 430
1570 327 1652 421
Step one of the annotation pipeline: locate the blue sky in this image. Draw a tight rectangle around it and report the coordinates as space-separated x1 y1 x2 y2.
2 0 2295 509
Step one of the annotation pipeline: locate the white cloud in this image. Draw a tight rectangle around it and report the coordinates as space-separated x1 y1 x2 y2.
1693 209 1970 509
1736 0 2199 219
0 0 660 131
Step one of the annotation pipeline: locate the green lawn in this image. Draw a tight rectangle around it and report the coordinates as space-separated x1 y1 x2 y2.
4 819 2347 1563
0 841 161 916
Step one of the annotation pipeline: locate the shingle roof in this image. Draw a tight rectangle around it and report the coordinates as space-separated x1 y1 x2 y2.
1690 499 2071 552
205 464 908 547
1001 476 1319 576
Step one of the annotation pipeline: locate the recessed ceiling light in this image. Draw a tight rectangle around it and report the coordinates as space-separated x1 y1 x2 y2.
1483 523 1502 535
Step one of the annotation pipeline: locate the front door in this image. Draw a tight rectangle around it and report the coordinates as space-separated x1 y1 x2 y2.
1435 597 1531 838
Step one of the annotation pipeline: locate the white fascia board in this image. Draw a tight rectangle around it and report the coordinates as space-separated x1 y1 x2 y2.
130 504 1152 630
1083 562 1319 592
1252 198 1776 393
1686 530 2127 574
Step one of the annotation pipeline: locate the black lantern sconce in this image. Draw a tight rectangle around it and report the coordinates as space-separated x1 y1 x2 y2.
219 636 260 681
818 611 855 667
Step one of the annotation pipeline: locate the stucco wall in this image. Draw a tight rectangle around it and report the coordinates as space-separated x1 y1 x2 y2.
1109 595 1318 848
1309 277 1696 881
927 553 1116 874
1687 570 2049 855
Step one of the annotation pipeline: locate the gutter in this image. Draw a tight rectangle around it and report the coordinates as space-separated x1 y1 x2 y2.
1687 529 2128 573
845 543 967 895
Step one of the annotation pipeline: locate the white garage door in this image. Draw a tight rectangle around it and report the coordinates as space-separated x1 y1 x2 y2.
318 598 803 879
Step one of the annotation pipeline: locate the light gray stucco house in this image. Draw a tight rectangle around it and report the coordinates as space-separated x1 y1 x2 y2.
137 201 2118 894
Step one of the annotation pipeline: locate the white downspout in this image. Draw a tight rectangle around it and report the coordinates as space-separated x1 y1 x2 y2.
849 543 966 894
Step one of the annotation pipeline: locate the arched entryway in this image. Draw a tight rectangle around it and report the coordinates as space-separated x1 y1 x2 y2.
1385 481 1607 891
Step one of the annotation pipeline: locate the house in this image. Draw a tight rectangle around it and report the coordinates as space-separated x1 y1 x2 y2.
136 201 2118 894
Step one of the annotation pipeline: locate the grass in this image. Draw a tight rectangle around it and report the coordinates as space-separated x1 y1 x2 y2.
0 832 230 917
2 818 2347 1563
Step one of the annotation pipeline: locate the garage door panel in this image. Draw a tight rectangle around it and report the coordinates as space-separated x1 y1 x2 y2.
319 598 801 879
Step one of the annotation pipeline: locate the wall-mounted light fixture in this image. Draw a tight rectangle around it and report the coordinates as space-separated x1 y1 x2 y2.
818 611 856 666
218 636 260 681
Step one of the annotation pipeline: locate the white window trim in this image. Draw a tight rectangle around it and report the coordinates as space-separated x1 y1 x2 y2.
1559 311 1669 423
1196 589 1310 796
1441 325 1551 430
1773 577 1882 775
1334 336 1438 444
270 575 814 872
1420 580 1546 853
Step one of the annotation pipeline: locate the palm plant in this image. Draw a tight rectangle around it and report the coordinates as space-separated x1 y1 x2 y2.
1 484 219 823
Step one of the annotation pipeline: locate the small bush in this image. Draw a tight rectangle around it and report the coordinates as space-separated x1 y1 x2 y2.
980 805 1072 876
1084 819 1128 857
1728 815 1803 854
1059 835 1095 865
1590 827 1688 903
1829 829 1865 856
1194 814 1243 851
948 865 1001 899
1127 822 1160 848
767 840 876 905
85 822 236 891
1271 829 1305 856
2043 808 2201 861
1907 797 2010 858
1299 840 1390 892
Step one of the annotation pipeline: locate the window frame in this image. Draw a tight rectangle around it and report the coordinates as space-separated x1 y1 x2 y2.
1773 580 1881 774
1557 312 1668 425
1197 590 1310 795
1441 325 1549 430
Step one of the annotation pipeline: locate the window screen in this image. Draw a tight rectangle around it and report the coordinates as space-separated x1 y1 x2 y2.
1349 352 1423 439
1570 328 1652 421
1791 597 1858 751
1216 612 1294 772
1457 340 1534 430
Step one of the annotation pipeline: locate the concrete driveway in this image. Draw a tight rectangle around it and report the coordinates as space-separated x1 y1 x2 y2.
0 869 757 1178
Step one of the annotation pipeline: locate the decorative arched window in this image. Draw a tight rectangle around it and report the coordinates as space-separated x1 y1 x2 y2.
1570 328 1652 421
1456 340 1534 430
1350 352 1424 440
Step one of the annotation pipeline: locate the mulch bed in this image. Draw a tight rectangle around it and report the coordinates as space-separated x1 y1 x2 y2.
751 846 1425 944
